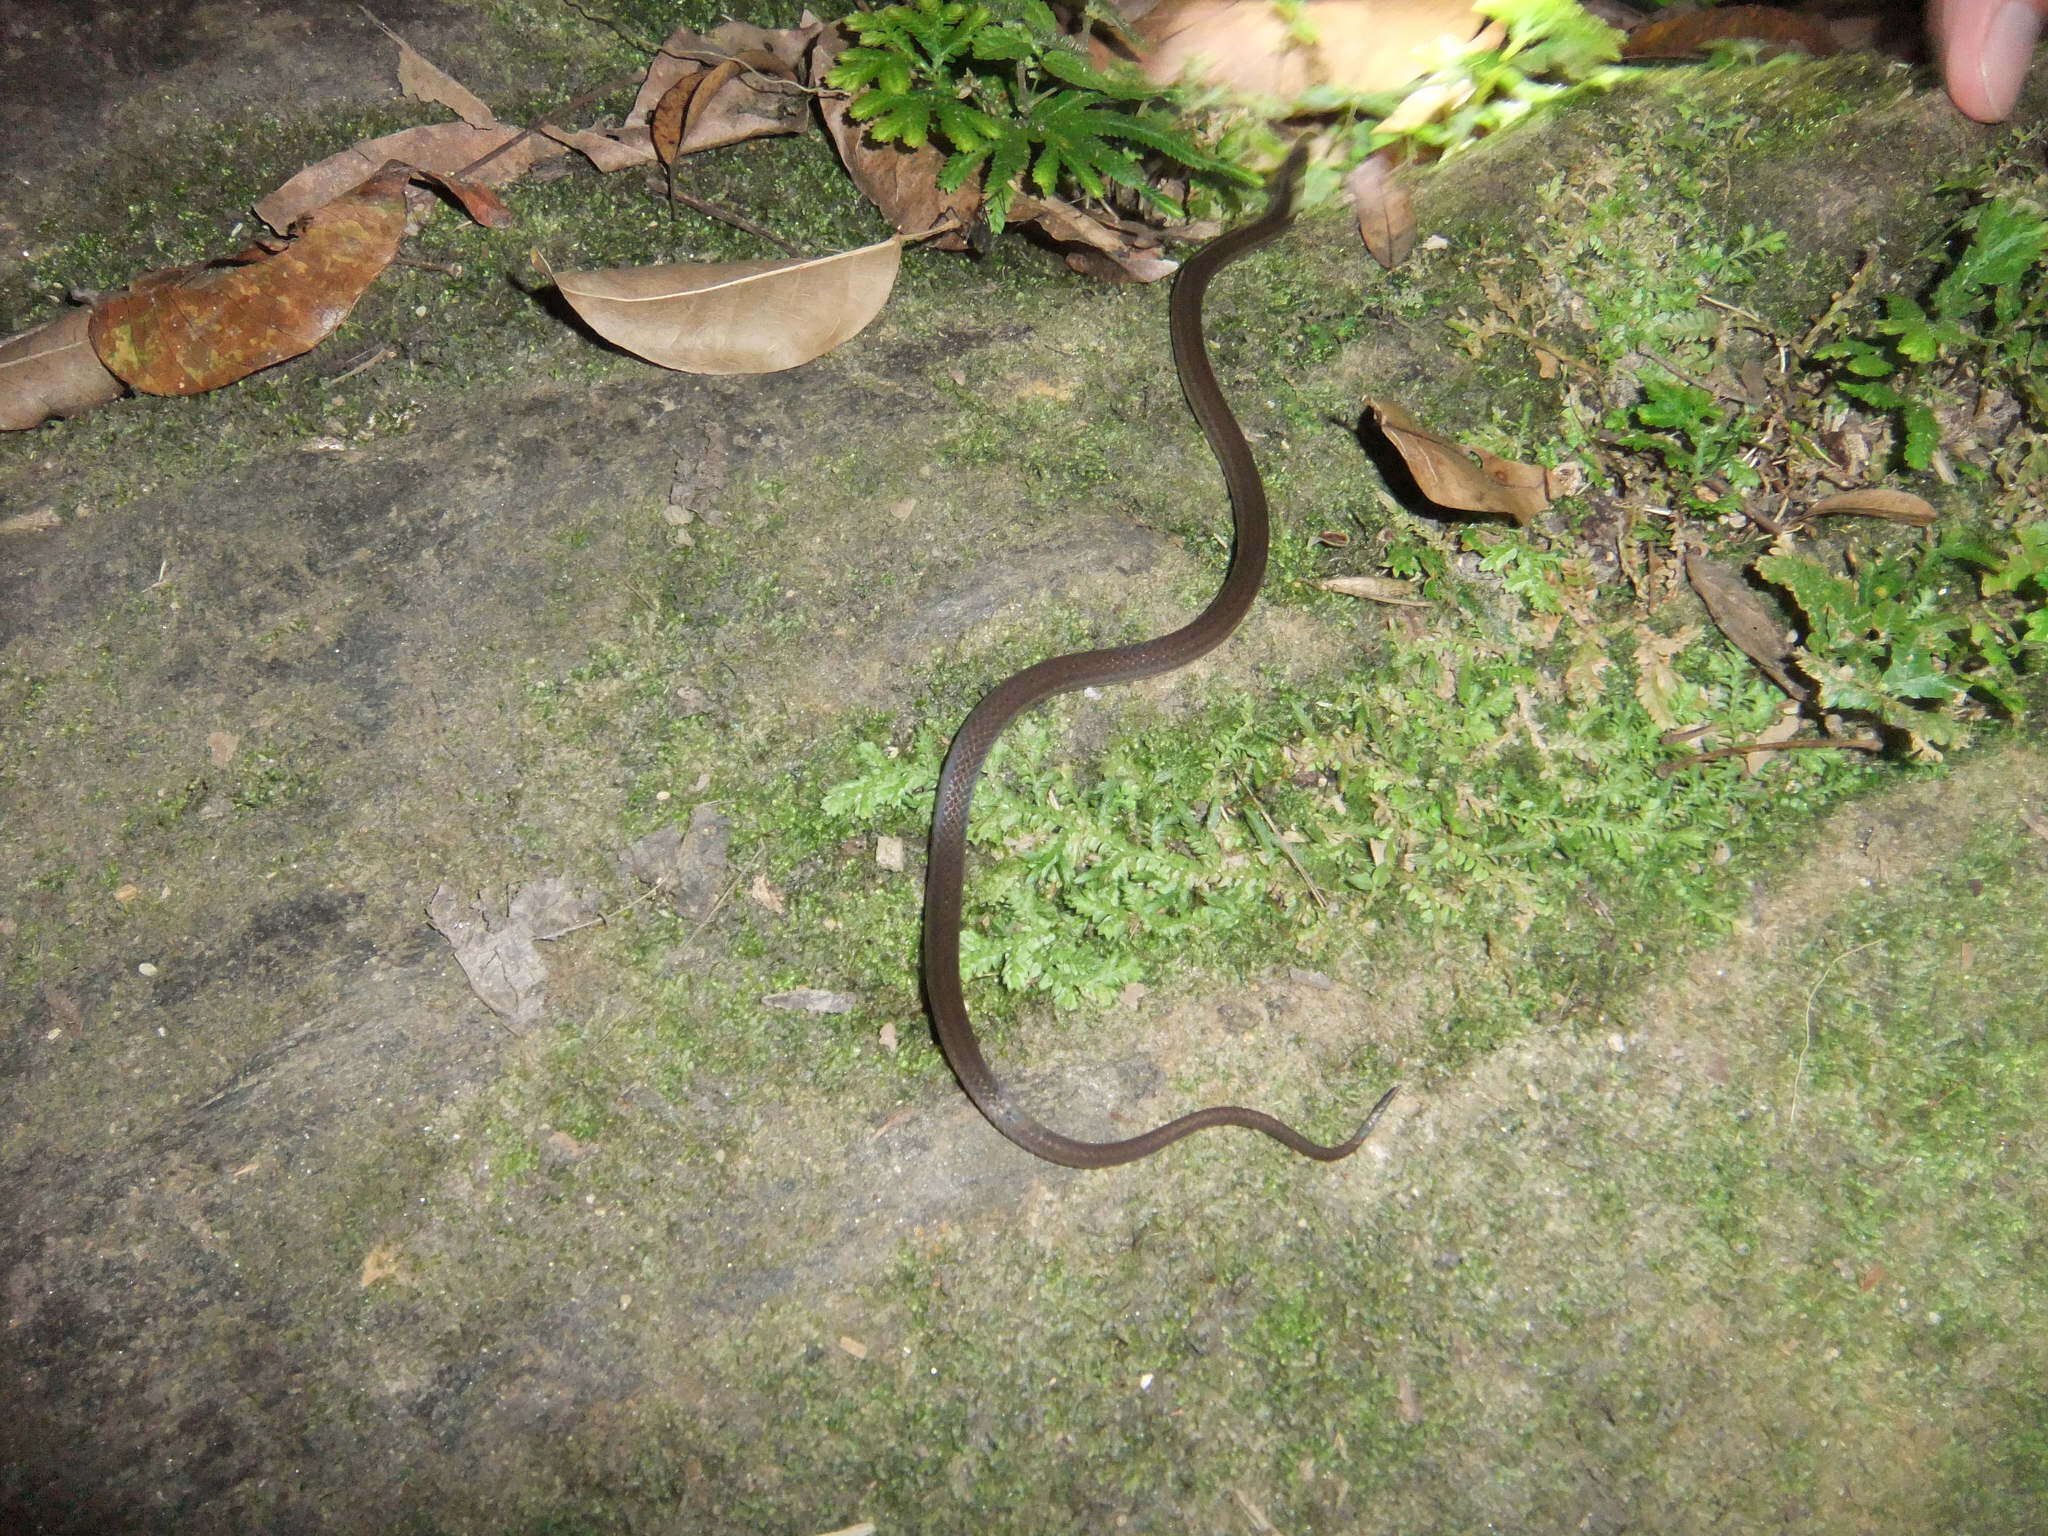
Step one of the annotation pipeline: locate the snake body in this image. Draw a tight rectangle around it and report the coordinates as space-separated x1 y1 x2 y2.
921 146 1398 1169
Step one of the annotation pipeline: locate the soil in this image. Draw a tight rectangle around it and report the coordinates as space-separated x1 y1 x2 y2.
2 5 2044 1532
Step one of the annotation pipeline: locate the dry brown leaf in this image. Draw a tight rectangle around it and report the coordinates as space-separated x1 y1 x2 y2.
0 308 126 431
1366 399 1554 526
619 805 732 920
256 124 564 232
94 165 502 397
1346 150 1416 270
1317 575 1428 606
91 165 421 395
1804 488 1937 526
1684 549 1808 700
1009 191 1180 282
359 1243 403 1287
392 36 497 128
1127 0 1488 98
633 18 822 128
549 237 903 375
1742 703 1803 775
817 92 980 249
1623 4 1838 58
425 878 597 1028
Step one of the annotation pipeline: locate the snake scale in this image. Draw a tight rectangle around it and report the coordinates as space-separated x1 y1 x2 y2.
921 145 1400 1168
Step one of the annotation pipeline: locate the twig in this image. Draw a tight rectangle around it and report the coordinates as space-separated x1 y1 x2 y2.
665 187 803 254
329 346 395 384
1626 346 1750 407
1234 774 1328 913
458 72 645 180
535 877 673 940
1789 939 1880 1133
1798 250 1882 355
1654 734 1884 777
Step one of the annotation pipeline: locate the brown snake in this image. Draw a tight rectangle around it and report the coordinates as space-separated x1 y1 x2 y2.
922 146 1400 1168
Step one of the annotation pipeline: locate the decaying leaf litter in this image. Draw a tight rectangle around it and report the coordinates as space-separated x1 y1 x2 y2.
4 1 2048 1529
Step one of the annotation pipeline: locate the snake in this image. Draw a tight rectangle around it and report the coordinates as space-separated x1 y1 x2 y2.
921 144 1400 1169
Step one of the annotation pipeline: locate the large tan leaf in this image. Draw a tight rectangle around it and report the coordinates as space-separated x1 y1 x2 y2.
0 309 125 431
550 238 903 375
93 164 422 396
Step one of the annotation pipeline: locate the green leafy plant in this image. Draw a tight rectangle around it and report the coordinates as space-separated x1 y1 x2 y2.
1606 372 1765 512
1816 196 2048 470
1756 528 2048 752
826 0 1253 230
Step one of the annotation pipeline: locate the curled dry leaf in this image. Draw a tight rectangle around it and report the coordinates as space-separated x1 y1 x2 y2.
0 308 125 431
1684 548 1808 700
1010 192 1179 281
1366 399 1555 527
1623 4 1838 59
632 18 821 129
92 163 496 397
257 124 564 232
1346 150 1416 270
1127 0 1488 97
1804 488 1937 526
1317 575 1429 606
550 237 903 375
391 35 498 128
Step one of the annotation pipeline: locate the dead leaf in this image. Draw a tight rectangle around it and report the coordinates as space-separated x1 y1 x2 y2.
619 804 732 921
207 730 239 767
92 164 502 396
1317 575 1428 606
632 18 822 129
426 878 596 1028
1366 399 1554 526
359 1243 402 1287
1624 4 1838 59
548 237 903 375
392 35 498 128
0 308 126 430
1128 0 1489 98
1347 150 1416 270
1741 704 1803 775
764 988 858 1014
1009 192 1178 282
748 872 788 914
1804 489 1937 526
837 1335 869 1360
256 124 564 232
1684 549 1808 700
817 90 981 249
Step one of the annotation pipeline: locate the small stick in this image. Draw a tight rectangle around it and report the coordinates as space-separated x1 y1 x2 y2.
1654 735 1884 777
458 72 644 181
1234 774 1329 912
668 187 804 255
534 877 673 940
